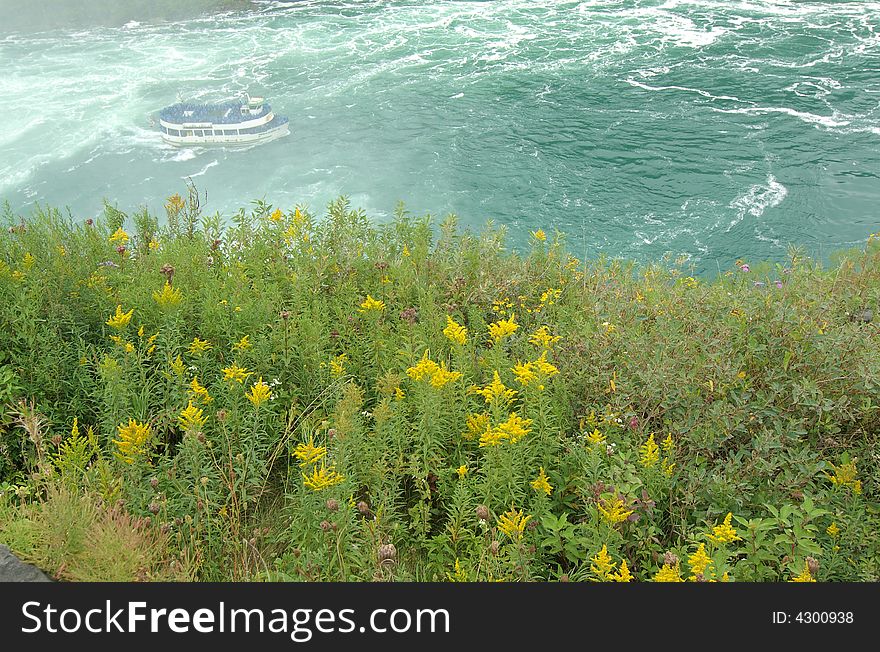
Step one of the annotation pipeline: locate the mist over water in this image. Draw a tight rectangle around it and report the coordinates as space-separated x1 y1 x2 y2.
1 0 878 270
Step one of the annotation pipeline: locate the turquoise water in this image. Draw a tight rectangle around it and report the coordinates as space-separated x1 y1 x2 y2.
1 0 879 270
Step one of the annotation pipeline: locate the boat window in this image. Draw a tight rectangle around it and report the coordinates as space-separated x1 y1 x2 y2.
170 129 180 137
195 130 203 137
182 130 192 137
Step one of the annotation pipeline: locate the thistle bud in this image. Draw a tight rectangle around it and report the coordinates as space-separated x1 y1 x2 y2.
148 502 160 514
490 541 500 555
320 520 331 532
378 543 397 562
150 477 159 489
476 505 489 521
357 501 370 515
806 557 820 576
326 498 339 512
663 551 679 567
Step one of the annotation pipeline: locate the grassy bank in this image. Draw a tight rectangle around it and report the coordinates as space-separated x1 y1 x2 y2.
0 192 877 582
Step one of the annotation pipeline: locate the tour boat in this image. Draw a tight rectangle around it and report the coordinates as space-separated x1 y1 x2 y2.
157 94 289 147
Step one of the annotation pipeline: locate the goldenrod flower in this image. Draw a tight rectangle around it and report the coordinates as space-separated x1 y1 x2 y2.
148 238 160 251
446 559 468 582
531 467 552 496
456 465 468 478
478 426 506 448
222 363 252 383
109 227 129 244
22 252 36 269
188 377 213 403
463 413 490 440
511 360 538 386
639 433 660 468
598 495 634 526
359 294 386 312
165 193 185 212
591 544 614 580
488 314 518 343
825 460 861 494
688 543 713 581
531 350 559 378
469 371 517 405
585 429 606 446
246 377 272 406
429 363 462 389
706 512 741 545
531 229 547 242
113 418 151 464
443 316 468 345
790 560 816 583
106 304 134 329
188 337 212 355
406 350 440 381
153 281 182 308
293 435 327 467
302 461 345 491
233 335 252 351
329 353 347 378
610 559 633 582
826 522 840 538
497 508 531 540
496 412 532 444
179 401 206 431
653 563 683 582
394 386 405 400
169 354 185 377
269 208 284 222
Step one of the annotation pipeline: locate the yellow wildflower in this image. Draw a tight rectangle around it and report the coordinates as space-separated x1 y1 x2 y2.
532 350 559 378
706 512 741 545
639 434 660 468
478 426 506 448
153 281 182 308
269 208 284 222
653 563 683 582
246 377 272 407
790 560 816 583
188 337 212 355
610 559 633 582
591 545 614 580
511 360 538 386
109 227 129 244
598 495 634 526
112 419 151 464
222 363 252 384
463 413 490 440
406 350 440 381
488 314 518 343
394 386 405 400
178 401 206 431
302 461 345 491
496 508 531 540
456 465 468 479
106 305 134 329
531 229 547 242
825 460 861 494
188 377 213 404
446 559 468 582
359 294 386 313
292 435 327 467
826 522 840 538
469 371 517 405
429 363 462 389
530 467 552 496
496 412 532 444
688 543 713 581
124 342 135 354
233 335 252 351
586 429 606 446
148 238 160 251
443 316 468 345
330 353 347 378
529 326 561 349
169 355 185 377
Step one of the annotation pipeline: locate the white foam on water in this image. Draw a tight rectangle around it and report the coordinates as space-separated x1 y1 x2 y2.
171 149 198 162
624 78 750 104
711 106 850 129
185 160 219 179
728 174 788 230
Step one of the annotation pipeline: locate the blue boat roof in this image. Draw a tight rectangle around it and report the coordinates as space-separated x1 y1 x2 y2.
159 100 274 125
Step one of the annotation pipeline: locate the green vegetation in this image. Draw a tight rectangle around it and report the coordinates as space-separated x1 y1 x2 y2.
0 191 877 582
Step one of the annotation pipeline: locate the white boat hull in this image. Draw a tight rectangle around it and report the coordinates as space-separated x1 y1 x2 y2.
161 122 290 148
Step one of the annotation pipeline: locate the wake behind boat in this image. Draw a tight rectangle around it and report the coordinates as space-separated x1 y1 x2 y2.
157 94 289 147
